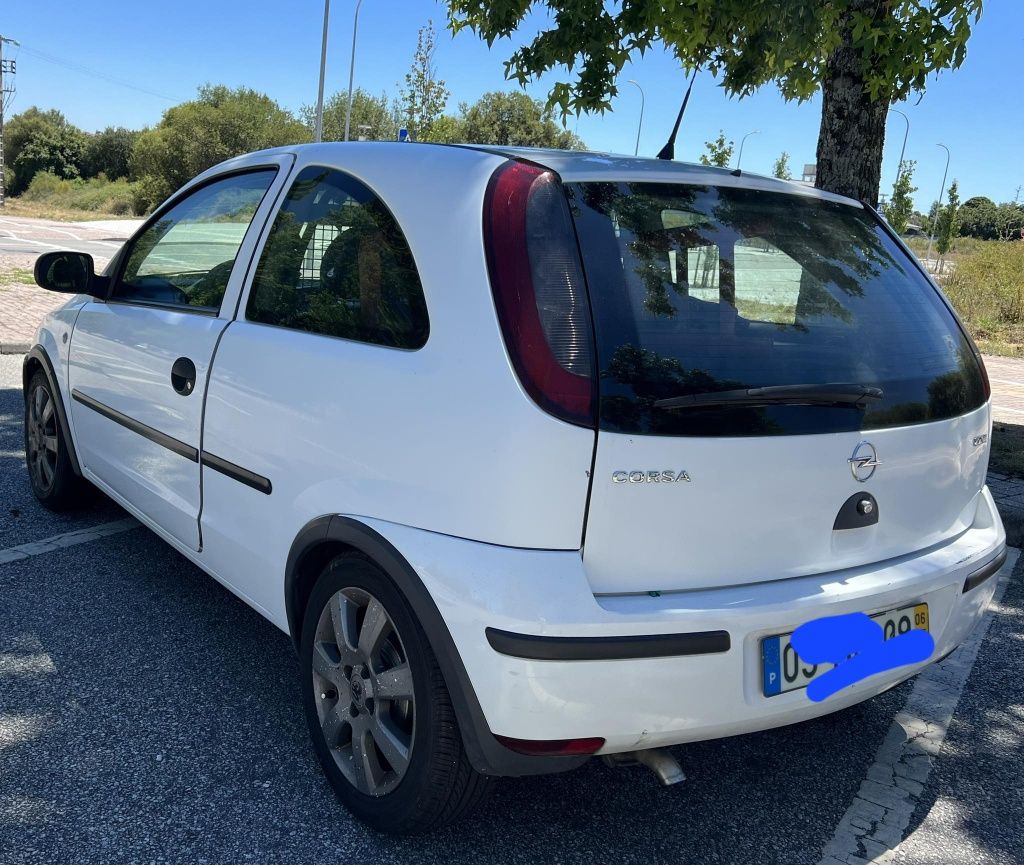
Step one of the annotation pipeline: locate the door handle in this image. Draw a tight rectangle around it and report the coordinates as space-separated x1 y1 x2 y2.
171 357 197 396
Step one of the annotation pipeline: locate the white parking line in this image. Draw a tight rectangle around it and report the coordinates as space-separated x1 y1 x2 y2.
0 517 139 565
818 548 1019 865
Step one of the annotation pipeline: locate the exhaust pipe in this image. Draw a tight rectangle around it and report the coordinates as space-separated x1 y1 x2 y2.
602 747 686 786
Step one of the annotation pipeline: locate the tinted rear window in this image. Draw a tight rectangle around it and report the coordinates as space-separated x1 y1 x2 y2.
568 182 986 437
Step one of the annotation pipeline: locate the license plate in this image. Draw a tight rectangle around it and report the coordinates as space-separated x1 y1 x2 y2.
761 603 929 697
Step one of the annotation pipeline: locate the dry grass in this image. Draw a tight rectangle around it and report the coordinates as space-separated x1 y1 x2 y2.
940 241 1024 358
1 198 125 222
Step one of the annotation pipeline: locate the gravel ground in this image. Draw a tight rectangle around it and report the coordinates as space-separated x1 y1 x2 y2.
1 353 1022 865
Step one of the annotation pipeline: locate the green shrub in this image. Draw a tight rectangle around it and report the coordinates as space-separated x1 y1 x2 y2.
942 240 1024 356
20 171 144 215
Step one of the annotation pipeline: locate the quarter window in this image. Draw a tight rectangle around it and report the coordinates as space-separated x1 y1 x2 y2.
116 171 276 311
246 166 429 349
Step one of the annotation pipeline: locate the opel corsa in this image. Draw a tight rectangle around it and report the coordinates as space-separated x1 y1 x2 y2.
24 143 1006 833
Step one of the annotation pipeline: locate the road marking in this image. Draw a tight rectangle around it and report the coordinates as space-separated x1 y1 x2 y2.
818 548 1019 865
989 377 1024 387
0 229 68 251
993 405 1024 416
0 517 139 565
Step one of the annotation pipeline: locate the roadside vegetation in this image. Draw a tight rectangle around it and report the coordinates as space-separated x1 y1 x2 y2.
2 21 582 220
942 241 1024 357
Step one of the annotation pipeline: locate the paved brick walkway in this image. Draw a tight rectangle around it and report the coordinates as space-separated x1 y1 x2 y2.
981 354 1024 425
0 281 82 351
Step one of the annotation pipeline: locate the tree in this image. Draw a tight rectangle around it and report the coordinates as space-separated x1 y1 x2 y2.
699 131 733 168
420 113 464 144
773 152 792 180
5 107 87 195
302 89 400 141
881 160 917 235
82 127 139 180
995 202 1024 241
401 21 450 140
131 85 309 209
957 196 998 240
457 91 583 148
935 179 960 260
447 1 982 204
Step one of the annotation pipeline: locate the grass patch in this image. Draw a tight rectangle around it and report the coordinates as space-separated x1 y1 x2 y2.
940 240 1024 358
991 422 1024 478
0 264 35 286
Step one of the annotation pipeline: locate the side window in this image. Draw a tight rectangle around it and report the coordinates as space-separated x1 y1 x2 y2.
116 170 276 311
246 166 429 349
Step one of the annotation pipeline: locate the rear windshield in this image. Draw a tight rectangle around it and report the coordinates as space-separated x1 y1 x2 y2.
568 182 987 437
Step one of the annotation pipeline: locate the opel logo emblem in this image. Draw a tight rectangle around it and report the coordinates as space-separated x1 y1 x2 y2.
848 441 880 483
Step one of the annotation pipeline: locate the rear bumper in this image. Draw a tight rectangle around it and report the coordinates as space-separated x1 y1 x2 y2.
361 487 1006 766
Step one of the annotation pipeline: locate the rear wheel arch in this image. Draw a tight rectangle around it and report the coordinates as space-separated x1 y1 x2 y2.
283 515 589 778
23 345 82 477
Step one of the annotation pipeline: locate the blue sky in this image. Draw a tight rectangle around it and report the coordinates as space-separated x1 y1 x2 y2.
3 0 1022 207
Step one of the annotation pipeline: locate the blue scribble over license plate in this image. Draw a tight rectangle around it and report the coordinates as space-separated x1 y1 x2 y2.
761 603 929 697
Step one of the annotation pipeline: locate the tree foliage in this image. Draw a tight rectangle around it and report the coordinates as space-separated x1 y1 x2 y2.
131 85 308 209
447 0 981 114
699 131 733 168
402 21 450 140
5 107 87 195
302 89 400 142
935 179 960 258
446 1 983 202
82 127 139 181
772 152 792 180
958 196 1024 241
882 160 917 235
455 91 583 149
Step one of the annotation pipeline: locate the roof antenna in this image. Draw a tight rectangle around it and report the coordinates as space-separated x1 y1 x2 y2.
657 66 700 161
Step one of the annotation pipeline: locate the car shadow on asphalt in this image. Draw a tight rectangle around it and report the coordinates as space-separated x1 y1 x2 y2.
0 523 920 865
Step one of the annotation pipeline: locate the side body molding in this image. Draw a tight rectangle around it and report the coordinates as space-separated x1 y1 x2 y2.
23 345 82 476
283 515 588 778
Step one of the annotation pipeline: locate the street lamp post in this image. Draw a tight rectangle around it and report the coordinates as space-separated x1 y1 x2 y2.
343 0 365 142
313 0 331 143
889 107 909 187
925 143 951 271
735 130 760 171
626 80 644 156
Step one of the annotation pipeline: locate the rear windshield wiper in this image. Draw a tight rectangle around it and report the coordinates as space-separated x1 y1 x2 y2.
653 383 884 411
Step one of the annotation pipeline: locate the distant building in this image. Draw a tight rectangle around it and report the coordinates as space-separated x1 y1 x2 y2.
801 163 817 184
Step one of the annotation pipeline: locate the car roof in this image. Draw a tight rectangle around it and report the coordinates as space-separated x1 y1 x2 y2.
224 142 861 208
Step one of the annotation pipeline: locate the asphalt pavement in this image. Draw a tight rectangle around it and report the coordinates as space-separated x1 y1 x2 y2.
1 352 1022 865
0 215 141 259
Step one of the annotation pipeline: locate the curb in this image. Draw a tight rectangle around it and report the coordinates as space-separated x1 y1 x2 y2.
0 342 31 355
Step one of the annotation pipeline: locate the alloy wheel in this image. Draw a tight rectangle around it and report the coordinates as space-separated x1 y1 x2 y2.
312 587 416 797
26 384 59 494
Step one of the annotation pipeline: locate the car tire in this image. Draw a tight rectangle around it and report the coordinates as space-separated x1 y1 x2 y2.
24 369 90 510
300 551 491 834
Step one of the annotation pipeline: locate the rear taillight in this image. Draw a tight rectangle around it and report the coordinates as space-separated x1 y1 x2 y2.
484 161 596 427
978 354 992 400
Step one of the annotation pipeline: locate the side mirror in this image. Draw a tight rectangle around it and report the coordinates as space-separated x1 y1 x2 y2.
34 251 109 299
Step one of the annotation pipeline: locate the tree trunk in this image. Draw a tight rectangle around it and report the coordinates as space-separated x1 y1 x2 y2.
814 1 889 206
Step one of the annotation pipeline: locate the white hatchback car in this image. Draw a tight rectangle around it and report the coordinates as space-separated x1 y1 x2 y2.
25 143 1005 833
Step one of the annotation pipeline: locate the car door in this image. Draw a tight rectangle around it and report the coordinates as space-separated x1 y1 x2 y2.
67 161 290 550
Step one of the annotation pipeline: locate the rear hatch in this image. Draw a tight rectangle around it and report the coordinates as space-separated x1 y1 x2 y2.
567 180 991 594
